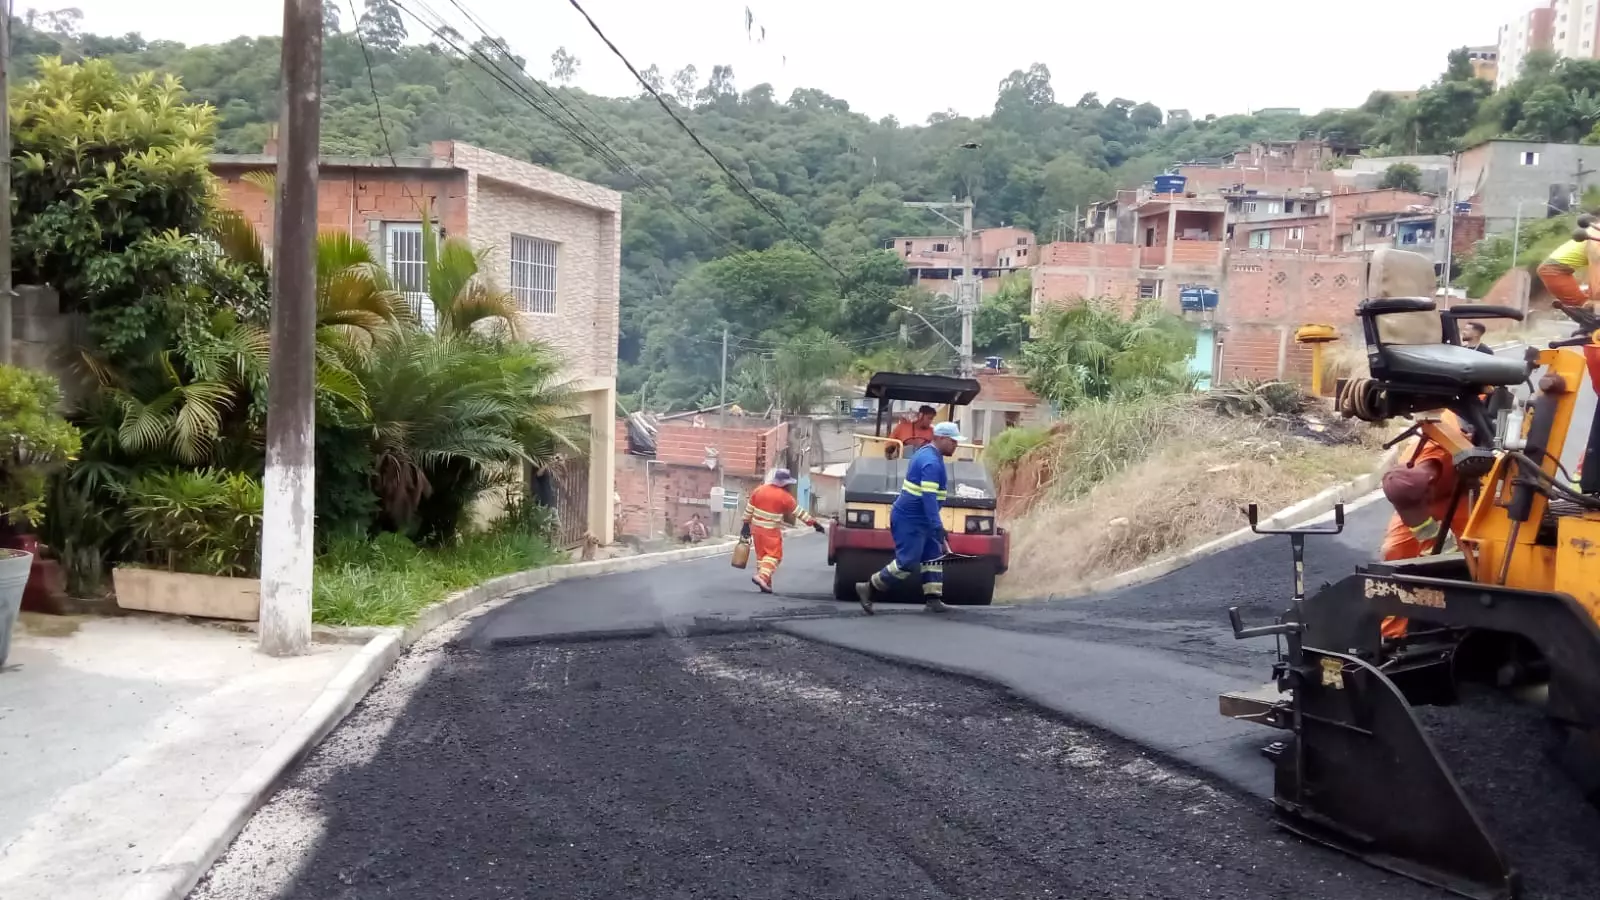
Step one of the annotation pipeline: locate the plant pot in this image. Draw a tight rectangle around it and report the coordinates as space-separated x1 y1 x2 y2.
112 567 260 621
0 549 36 669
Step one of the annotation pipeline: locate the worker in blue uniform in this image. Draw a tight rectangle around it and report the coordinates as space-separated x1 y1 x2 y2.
856 420 963 615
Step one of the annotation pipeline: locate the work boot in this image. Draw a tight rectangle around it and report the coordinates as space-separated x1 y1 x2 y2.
924 596 950 614
854 582 876 615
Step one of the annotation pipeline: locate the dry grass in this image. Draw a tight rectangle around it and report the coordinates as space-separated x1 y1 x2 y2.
997 402 1384 602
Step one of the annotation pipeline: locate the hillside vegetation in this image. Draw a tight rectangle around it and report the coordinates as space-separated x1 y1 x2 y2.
995 389 1383 600
15 9 1596 408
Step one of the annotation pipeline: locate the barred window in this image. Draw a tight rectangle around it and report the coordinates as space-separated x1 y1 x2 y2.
511 234 558 314
385 223 435 330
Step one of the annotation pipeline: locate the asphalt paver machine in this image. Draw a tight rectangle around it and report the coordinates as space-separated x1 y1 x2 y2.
826 372 1010 605
1223 290 1600 900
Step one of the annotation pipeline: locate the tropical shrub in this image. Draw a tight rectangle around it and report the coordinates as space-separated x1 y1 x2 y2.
1021 301 1197 410
120 468 263 576
0 366 81 529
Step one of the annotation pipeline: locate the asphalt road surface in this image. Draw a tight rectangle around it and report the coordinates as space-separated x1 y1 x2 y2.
192 508 1600 900
194 631 1439 900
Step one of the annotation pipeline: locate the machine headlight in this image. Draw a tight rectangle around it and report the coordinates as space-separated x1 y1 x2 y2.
964 515 995 534
845 509 876 528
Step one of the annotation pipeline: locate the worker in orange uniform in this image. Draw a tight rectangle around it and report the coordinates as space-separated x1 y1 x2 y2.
740 468 826 593
1378 410 1473 639
886 405 937 459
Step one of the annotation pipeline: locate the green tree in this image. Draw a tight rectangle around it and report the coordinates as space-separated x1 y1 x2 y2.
1040 155 1114 226
1021 302 1195 409
731 328 853 417
550 47 580 84
974 271 1031 357
357 0 406 53
1378 162 1423 192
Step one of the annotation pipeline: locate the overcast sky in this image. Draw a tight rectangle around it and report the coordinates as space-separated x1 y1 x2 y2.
47 1 1531 123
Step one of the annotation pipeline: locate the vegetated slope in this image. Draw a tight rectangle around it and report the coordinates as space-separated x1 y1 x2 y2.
996 388 1382 600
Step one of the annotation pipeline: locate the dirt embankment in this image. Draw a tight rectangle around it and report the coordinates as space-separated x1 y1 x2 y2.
994 390 1384 601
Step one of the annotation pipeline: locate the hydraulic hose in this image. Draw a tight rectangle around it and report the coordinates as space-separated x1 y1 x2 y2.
1337 377 1387 423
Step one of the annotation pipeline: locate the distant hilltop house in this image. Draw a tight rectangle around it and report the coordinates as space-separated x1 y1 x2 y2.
211 138 623 548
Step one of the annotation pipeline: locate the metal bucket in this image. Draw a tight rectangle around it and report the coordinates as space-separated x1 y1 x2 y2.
0 550 35 669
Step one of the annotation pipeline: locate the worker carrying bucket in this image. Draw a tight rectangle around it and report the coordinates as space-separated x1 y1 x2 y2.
740 468 825 594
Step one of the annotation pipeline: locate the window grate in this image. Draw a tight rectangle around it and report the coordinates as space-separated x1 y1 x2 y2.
386 223 436 330
511 234 558 315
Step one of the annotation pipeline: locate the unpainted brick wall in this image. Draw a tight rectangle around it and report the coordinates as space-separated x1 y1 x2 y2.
1218 252 1368 384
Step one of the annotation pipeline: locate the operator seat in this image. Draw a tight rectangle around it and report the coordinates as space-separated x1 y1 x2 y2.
1360 298 1532 390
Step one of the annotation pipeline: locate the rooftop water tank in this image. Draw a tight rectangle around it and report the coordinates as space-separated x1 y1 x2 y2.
1153 174 1187 195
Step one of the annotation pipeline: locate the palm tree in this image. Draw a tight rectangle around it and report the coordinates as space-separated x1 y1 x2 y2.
1021 301 1195 408
415 204 522 339
352 327 579 538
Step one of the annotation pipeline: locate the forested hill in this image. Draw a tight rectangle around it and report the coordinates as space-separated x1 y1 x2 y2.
13 9 1597 410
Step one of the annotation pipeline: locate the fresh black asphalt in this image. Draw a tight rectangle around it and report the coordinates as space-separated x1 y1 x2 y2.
194 504 1600 899
213 633 1441 900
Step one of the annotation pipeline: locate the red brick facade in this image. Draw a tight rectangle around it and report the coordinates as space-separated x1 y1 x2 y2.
613 417 789 539
212 156 471 247
1216 252 1369 383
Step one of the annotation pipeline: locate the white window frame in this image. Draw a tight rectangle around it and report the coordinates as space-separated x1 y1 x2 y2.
1138 281 1158 300
1288 226 1305 241
385 222 436 330
510 234 559 315
1242 201 1258 213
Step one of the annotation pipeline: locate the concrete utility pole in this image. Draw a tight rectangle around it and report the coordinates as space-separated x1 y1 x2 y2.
717 326 728 534
259 0 323 657
904 197 978 377
0 5 13 367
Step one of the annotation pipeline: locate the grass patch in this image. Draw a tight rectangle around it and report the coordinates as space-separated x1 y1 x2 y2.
997 396 1384 601
986 424 1053 469
313 530 562 626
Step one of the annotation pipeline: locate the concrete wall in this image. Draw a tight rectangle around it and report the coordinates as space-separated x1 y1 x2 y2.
9 286 90 406
452 142 621 384
1455 140 1600 235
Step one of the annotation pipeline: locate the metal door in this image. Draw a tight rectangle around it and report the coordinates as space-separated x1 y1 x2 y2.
549 448 591 550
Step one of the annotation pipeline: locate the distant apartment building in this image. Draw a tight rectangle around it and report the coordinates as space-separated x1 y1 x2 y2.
885 226 1035 299
1226 189 1439 258
1468 46 1501 83
1498 2 1560 88
1451 138 1600 235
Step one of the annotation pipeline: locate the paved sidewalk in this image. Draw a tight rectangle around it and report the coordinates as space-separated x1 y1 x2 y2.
0 615 362 900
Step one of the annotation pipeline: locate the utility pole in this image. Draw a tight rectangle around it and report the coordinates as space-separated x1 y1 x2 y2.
904 196 977 378
717 326 728 534
259 0 323 657
0 5 13 367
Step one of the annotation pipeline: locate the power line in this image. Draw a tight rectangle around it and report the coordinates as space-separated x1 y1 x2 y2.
348 0 399 164
563 0 848 279
386 0 742 256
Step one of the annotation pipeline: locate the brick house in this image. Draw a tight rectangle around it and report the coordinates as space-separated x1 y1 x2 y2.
212 140 621 546
886 226 1036 299
613 415 788 541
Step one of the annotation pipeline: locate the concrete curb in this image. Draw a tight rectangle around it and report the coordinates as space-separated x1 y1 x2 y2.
133 536 752 900
119 632 402 900
1037 445 1401 602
